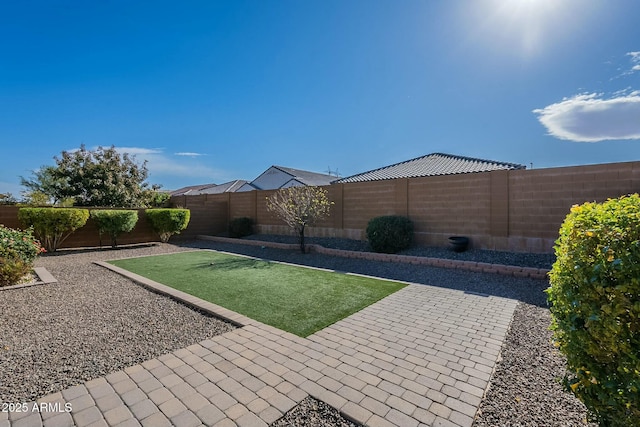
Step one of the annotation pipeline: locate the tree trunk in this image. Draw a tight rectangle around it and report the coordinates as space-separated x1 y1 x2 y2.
298 226 306 254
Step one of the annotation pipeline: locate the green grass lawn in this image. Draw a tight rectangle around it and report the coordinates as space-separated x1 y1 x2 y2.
109 251 406 337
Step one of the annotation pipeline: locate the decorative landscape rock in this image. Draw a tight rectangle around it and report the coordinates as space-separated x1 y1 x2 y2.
0 239 590 426
272 396 361 427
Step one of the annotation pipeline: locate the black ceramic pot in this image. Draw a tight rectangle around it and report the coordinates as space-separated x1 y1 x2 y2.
448 236 469 253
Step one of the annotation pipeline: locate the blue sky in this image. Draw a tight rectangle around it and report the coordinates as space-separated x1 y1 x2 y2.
2 0 639 195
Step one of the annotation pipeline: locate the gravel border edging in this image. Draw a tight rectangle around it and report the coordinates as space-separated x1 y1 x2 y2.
473 302 595 426
0 267 58 291
94 260 251 328
1 244 237 403
197 235 550 280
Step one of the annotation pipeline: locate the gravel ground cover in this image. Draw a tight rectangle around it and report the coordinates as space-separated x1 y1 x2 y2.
272 396 362 427
1 239 592 426
243 234 556 269
0 243 236 403
474 302 595 427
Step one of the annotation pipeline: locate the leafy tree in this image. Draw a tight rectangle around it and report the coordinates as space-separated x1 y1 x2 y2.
22 145 160 208
20 191 53 206
266 186 333 253
143 190 171 208
20 165 66 205
0 193 17 205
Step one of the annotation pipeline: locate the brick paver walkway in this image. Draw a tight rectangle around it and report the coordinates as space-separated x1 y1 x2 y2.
3 262 518 427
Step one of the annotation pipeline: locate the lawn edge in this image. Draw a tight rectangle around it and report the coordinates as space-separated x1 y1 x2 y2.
105 247 415 287
97 249 413 338
95 260 251 328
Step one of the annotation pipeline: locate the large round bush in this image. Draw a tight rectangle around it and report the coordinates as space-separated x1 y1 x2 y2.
228 217 253 238
90 209 139 248
547 194 640 427
18 207 89 252
145 208 190 242
366 215 414 253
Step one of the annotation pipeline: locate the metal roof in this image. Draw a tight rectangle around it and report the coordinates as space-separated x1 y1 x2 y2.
169 183 218 197
333 153 526 184
170 180 248 196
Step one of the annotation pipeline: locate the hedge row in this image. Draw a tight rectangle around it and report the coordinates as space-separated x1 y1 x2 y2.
16 207 190 252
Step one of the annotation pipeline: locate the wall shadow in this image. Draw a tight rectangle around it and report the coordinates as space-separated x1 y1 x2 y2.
180 241 551 308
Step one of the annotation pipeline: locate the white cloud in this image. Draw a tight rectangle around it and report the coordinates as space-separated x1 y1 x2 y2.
116 147 163 156
615 51 640 78
113 146 222 182
62 145 228 188
533 92 640 142
174 152 205 157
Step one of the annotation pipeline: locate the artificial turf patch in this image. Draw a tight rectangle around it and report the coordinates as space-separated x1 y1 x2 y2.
109 250 406 337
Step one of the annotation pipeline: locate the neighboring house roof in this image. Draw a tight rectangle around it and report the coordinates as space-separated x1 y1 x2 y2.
333 153 526 184
237 165 335 191
170 183 217 197
191 180 248 194
236 182 260 192
272 166 336 187
170 180 248 196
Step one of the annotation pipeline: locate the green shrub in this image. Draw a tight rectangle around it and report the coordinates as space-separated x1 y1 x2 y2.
547 194 640 427
18 207 89 252
366 215 414 253
145 209 190 243
0 225 44 287
0 256 29 287
90 210 139 248
229 217 253 238
144 190 171 208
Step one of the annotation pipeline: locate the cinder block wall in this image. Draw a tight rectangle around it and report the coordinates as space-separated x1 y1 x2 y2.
195 161 639 254
0 206 20 229
507 162 640 252
2 161 638 253
174 194 228 238
408 173 493 248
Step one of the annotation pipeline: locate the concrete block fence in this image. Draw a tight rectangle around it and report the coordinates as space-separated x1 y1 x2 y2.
175 161 640 254
1 160 639 253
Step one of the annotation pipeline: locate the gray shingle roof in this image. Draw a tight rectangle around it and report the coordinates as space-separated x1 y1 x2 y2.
273 166 336 186
333 153 526 184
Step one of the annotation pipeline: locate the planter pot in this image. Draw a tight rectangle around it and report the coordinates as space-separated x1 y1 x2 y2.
449 236 470 253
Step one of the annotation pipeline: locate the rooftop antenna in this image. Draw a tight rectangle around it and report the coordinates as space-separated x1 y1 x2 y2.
326 166 341 178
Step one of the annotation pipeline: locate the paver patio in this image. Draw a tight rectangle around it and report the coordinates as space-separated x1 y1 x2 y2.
2 264 518 427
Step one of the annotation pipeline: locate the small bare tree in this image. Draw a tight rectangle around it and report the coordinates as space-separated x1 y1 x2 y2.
266 186 333 253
